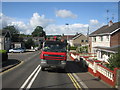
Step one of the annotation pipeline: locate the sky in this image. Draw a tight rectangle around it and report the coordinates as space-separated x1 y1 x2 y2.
1 2 119 35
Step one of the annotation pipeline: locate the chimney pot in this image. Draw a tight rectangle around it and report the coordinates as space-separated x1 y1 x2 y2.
108 20 113 26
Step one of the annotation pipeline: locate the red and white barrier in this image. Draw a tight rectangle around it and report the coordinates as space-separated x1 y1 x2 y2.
70 52 119 87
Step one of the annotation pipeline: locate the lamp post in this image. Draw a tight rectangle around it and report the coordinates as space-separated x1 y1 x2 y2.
65 23 69 42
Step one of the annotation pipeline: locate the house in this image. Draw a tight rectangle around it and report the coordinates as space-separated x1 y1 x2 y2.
61 35 74 43
0 30 11 51
89 21 120 62
69 33 88 47
23 36 45 48
11 42 25 49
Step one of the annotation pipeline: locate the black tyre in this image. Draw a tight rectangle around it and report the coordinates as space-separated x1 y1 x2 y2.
41 67 45 71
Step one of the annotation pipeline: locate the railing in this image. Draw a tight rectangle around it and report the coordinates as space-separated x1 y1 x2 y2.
70 52 97 59
97 64 114 81
70 52 119 87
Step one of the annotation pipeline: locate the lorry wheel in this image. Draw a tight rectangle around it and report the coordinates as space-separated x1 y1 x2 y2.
41 67 45 71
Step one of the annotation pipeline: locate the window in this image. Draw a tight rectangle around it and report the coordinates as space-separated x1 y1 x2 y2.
107 36 109 41
86 40 88 42
81 40 84 42
101 36 103 41
93 37 96 42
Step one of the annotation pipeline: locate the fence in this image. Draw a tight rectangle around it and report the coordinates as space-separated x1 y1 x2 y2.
70 52 120 87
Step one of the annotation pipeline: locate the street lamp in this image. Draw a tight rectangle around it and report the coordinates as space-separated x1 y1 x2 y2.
65 23 69 41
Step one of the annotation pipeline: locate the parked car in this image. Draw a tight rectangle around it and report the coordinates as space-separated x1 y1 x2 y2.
9 48 25 53
34 47 39 51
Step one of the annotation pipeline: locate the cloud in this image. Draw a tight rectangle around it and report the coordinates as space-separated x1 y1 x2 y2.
30 13 54 28
44 23 89 35
0 13 15 29
1 13 54 34
89 19 105 34
8 21 32 34
1 13 105 35
89 19 99 25
56 9 77 18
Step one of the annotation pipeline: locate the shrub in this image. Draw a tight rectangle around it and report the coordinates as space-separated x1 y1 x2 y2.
107 49 120 70
76 46 88 53
0 50 7 53
70 46 77 50
0 50 8 62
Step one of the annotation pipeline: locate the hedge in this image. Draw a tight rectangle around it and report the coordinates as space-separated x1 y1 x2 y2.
0 50 7 53
0 50 8 62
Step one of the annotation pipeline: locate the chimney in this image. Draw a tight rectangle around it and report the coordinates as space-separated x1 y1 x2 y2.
108 20 113 26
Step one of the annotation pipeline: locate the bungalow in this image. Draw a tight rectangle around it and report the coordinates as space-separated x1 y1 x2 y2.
89 21 120 62
0 30 11 51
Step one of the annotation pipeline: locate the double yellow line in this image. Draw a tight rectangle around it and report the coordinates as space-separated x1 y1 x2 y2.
67 73 82 90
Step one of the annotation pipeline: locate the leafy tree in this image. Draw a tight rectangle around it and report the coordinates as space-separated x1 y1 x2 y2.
3 26 20 42
3 26 19 35
32 26 46 37
108 49 120 70
25 38 35 49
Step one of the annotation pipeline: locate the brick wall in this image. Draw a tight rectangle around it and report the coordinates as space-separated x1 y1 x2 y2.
110 30 120 47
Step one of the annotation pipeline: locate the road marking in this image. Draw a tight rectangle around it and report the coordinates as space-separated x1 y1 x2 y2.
73 73 88 88
20 65 41 89
67 67 88 89
68 73 79 89
26 66 41 89
67 73 82 90
0 61 24 75
69 73 81 89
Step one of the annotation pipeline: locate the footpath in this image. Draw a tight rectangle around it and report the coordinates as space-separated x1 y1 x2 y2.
0 59 21 73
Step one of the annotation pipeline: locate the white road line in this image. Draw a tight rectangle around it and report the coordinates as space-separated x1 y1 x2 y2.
26 66 41 89
20 65 40 89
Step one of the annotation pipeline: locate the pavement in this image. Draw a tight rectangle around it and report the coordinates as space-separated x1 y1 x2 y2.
0 59 21 73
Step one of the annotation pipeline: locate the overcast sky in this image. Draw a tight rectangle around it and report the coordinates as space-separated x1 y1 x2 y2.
1 2 119 35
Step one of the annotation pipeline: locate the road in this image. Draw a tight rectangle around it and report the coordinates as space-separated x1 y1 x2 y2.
2 51 115 89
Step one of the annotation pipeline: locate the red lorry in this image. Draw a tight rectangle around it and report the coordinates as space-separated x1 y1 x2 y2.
40 41 67 71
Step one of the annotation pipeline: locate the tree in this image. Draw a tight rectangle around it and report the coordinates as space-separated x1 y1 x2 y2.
32 26 46 37
108 49 120 70
3 26 20 42
3 26 19 35
25 38 35 49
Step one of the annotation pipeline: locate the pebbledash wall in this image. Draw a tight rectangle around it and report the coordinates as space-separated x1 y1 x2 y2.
69 52 120 87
